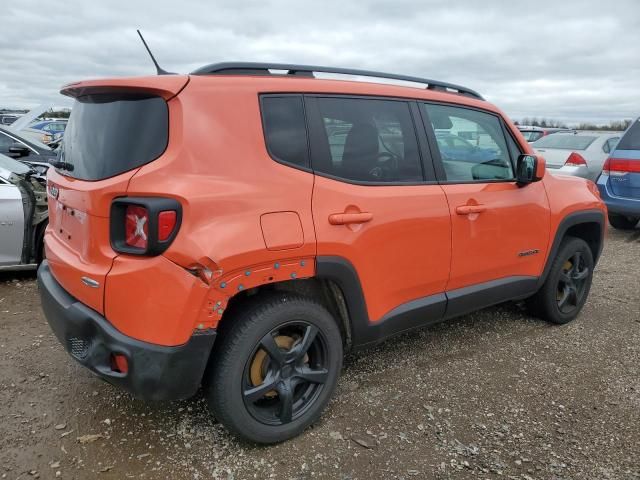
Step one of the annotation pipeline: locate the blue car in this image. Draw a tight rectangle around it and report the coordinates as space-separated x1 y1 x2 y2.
596 118 640 230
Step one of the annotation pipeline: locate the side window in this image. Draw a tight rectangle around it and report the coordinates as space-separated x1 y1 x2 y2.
603 137 619 154
423 104 515 182
314 97 423 183
261 96 309 168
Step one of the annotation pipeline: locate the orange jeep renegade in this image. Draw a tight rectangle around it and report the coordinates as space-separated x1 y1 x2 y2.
38 63 606 443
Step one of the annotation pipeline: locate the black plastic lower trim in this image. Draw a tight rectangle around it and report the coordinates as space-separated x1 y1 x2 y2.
357 293 447 348
316 256 539 351
37 261 215 401
445 276 538 319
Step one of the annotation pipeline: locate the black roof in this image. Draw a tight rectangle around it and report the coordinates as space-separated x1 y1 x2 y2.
191 62 484 100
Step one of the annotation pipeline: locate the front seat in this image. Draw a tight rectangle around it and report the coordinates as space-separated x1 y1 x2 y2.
341 123 379 181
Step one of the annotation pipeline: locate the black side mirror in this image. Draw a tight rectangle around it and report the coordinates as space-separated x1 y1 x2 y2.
8 144 30 158
516 154 544 186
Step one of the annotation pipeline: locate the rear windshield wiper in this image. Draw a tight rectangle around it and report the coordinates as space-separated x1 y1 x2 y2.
50 160 74 172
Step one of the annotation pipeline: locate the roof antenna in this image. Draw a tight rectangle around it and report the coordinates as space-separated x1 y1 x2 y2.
137 29 174 75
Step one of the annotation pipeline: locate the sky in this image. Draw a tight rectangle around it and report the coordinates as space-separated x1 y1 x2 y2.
1 0 638 125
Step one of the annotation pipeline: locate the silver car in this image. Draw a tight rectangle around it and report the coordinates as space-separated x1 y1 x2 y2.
0 154 48 270
532 131 620 181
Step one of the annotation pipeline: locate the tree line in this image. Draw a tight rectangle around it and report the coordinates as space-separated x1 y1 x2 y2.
514 118 632 131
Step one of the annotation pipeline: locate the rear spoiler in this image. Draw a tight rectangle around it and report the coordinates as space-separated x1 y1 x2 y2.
60 75 190 101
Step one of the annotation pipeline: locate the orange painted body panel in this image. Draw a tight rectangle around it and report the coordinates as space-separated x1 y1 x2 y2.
105 255 209 345
312 176 451 322
45 73 606 348
442 181 550 290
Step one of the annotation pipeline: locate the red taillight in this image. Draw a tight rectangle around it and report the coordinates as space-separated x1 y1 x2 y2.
111 198 181 255
125 205 149 249
565 152 587 167
158 210 177 241
602 157 640 176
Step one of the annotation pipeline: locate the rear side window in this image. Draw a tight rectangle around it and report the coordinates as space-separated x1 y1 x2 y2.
59 94 168 181
313 97 423 183
423 104 514 182
617 120 640 150
261 96 309 168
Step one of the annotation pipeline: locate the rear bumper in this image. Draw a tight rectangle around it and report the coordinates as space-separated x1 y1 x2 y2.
37 261 216 401
596 176 640 217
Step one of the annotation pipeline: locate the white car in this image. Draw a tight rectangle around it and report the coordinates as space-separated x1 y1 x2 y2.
0 154 48 270
532 131 621 181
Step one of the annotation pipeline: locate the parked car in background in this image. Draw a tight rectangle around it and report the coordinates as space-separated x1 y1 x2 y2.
0 126 58 173
21 120 67 144
0 114 20 126
532 131 620 181
517 125 572 143
596 118 640 230
0 154 48 269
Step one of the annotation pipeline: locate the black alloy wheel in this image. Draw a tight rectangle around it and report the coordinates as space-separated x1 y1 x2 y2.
556 252 590 314
205 293 342 444
526 236 594 325
243 322 329 426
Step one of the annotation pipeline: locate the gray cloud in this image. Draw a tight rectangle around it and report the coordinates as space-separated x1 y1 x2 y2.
1 0 638 124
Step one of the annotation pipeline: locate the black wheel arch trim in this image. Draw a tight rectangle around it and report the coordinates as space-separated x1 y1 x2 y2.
537 209 605 289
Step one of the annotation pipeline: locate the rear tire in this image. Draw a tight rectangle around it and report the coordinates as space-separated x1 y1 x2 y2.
526 237 594 325
608 214 639 230
204 292 343 444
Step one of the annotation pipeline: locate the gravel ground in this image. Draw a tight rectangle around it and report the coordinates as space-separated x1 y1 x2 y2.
1 226 639 480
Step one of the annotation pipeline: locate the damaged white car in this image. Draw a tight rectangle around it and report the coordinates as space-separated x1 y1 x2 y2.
0 153 48 270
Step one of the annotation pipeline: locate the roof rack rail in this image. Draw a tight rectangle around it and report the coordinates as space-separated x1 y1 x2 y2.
191 62 484 100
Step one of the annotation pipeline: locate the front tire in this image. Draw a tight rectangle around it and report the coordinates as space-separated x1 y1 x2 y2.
527 237 594 324
608 214 639 230
205 293 343 444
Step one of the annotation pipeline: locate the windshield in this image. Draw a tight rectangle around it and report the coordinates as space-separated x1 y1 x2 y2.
532 135 596 150
0 153 32 175
616 120 640 150
59 93 168 181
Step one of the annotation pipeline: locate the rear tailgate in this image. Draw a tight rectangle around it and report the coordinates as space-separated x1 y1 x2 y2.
45 170 132 314
45 75 189 314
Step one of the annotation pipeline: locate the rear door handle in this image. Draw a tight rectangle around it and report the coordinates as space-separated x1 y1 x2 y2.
455 205 487 215
328 212 373 225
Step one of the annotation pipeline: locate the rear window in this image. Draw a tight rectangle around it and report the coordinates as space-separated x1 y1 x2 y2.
616 120 640 150
532 134 596 150
59 94 168 180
